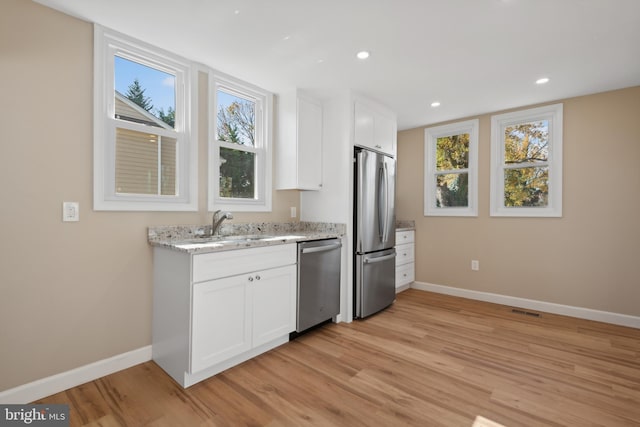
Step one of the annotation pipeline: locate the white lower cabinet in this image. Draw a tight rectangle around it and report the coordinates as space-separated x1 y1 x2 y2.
395 230 415 291
251 265 297 347
153 244 297 387
191 274 252 373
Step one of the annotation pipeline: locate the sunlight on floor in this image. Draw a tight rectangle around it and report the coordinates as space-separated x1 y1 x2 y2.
473 415 506 427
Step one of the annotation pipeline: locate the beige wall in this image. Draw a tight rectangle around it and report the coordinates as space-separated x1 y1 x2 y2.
0 0 299 392
397 86 640 317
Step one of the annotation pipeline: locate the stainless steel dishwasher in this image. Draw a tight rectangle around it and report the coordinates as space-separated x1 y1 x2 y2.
296 238 342 333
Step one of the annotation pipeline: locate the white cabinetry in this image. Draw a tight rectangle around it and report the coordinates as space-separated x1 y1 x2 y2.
251 265 296 345
395 230 415 291
354 98 397 156
191 274 251 372
153 244 296 387
276 90 323 190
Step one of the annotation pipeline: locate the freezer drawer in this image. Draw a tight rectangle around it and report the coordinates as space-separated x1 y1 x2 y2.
296 239 342 332
355 249 396 318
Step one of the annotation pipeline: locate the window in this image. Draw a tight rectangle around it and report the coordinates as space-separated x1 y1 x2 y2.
490 104 563 217
209 72 272 212
424 119 479 216
94 25 197 211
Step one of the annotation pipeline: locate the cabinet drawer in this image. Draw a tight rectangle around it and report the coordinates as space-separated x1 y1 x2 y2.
396 262 415 287
193 244 296 283
395 243 414 266
396 230 414 245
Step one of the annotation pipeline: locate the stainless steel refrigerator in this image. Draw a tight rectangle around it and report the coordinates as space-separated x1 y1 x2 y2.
354 147 396 318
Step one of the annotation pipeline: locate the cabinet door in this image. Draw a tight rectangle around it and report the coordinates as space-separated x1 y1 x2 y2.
252 265 296 347
354 100 396 156
354 101 375 150
191 276 252 373
374 113 396 156
297 96 323 190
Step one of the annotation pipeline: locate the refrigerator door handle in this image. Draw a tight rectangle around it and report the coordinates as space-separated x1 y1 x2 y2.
364 253 396 264
356 152 364 253
382 162 390 244
377 165 385 241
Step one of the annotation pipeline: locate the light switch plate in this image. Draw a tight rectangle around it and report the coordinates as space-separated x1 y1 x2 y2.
62 202 79 222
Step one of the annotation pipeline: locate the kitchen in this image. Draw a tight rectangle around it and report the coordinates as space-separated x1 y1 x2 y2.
1 0 640 425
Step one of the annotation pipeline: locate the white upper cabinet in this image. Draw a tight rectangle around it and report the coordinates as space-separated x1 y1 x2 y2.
276 90 323 190
354 98 397 157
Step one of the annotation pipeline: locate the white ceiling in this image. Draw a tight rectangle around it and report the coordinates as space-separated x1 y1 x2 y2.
34 0 640 130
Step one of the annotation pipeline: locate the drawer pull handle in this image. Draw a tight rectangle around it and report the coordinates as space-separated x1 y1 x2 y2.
248 276 254 282
255 275 261 280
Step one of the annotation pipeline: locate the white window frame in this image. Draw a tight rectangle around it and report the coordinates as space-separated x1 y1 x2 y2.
490 103 563 217
94 25 198 211
424 119 479 217
208 71 272 212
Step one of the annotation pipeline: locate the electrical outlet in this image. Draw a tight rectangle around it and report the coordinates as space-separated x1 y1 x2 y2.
471 260 479 271
62 202 79 222
290 206 297 218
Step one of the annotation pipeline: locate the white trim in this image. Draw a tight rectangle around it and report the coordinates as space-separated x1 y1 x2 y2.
490 103 563 217
94 25 198 211
396 283 412 293
411 281 640 329
0 346 152 404
208 70 273 212
424 119 479 217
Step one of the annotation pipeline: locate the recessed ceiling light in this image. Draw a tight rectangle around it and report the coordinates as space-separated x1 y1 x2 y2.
431 101 441 108
536 77 550 85
356 51 370 60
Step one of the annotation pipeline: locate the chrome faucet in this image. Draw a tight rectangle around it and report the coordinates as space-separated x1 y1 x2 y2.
211 210 233 236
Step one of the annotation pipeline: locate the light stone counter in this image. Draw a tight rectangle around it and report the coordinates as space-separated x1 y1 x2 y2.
396 220 415 231
148 221 345 254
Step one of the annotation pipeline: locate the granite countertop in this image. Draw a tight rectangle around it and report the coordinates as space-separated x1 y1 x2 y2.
148 222 345 254
396 220 415 231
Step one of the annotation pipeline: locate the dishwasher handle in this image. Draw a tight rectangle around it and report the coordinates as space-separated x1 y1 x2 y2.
300 242 342 254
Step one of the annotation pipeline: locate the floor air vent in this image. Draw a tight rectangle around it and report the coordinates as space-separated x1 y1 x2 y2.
511 308 541 317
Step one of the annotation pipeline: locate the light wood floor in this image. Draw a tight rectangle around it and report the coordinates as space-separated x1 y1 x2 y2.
37 290 640 426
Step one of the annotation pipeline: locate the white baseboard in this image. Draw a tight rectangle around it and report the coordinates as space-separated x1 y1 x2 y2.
411 281 640 329
0 346 152 404
4 282 638 403
396 283 412 293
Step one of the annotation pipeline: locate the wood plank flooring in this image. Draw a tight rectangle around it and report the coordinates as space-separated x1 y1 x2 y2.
37 290 640 426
